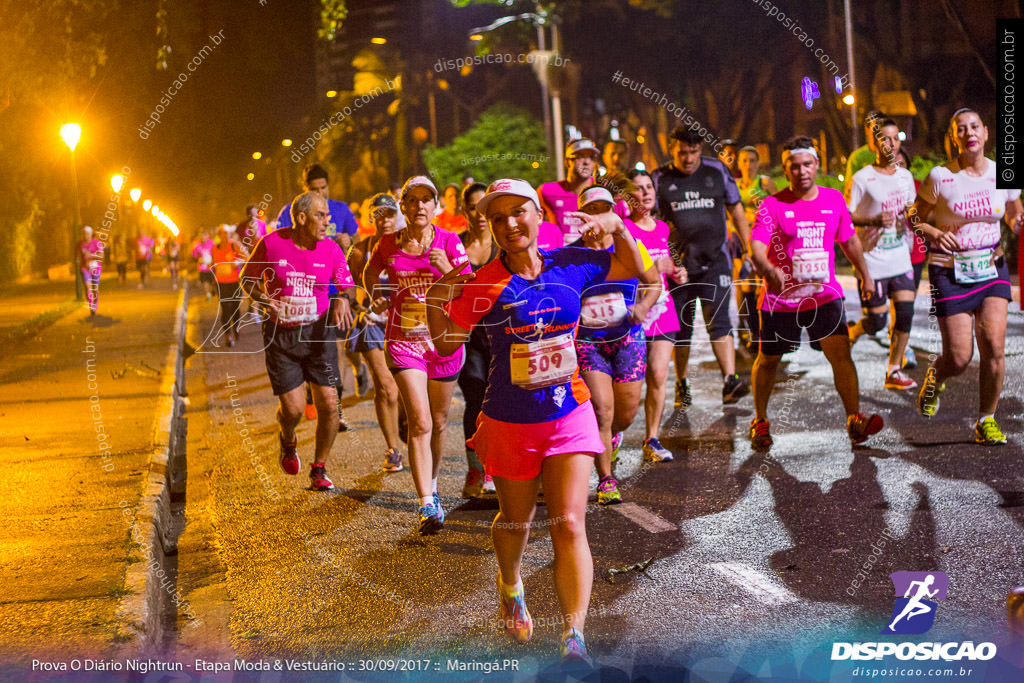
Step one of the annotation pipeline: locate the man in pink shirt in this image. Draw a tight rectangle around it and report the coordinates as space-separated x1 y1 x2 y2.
241 191 356 491
537 138 600 245
748 136 883 451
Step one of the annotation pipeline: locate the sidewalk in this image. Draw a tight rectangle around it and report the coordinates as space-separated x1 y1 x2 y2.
0 274 183 667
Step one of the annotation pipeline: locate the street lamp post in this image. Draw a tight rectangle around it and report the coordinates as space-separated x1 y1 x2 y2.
60 123 83 300
468 8 566 178
843 0 859 150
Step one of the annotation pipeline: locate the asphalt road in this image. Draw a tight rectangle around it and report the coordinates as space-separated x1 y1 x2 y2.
0 275 181 667
171 289 1024 682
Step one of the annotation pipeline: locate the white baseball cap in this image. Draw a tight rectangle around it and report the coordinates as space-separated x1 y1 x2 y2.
566 138 600 158
476 178 541 216
400 175 438 201
578 185 615 210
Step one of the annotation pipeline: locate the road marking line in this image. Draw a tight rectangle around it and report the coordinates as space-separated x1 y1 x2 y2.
612 502 676 533
710 562 799 605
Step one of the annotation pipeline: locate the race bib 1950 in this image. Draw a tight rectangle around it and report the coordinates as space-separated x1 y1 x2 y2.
791 248 829 283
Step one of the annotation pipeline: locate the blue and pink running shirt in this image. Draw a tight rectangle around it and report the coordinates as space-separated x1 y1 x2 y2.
448 247 611 424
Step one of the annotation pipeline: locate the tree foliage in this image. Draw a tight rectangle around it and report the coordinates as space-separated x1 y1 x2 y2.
421 105 548 187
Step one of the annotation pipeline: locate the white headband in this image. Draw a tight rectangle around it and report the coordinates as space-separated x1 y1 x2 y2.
782 147 818 164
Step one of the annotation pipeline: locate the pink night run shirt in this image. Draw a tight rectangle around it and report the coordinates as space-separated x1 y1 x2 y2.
537 220 564 251
538 180 632 245
192 239 215 273
241 228 355 326
367 227 471 342
751 186 855 312
626 217 680 336
79 239 104 270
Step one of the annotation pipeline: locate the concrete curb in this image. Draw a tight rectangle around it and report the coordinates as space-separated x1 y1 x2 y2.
115 281 190 654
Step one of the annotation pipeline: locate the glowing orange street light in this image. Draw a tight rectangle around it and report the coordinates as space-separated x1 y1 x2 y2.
60 123 81 152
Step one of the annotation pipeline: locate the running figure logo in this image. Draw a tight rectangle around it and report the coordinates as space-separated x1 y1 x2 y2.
882 571 949 635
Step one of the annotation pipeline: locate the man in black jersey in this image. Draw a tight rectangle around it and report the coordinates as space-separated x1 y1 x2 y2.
653 126 750 408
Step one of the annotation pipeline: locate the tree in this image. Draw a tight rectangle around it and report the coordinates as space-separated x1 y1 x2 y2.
421 105 548 186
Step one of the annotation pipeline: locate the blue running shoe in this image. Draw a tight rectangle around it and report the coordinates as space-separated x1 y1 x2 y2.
433 491 445 524
560 627 592 667
497 577 533 642
418 503 444 535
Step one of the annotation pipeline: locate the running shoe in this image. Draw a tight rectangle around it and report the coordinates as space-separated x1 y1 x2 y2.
917 366 945 418
560 628 593 668
975 417 1007 446
750 418 773 452
496 577 533 642
903 346 918 370
482 474 496 495
674 379 692 410
337 407 349 433
279 435 300 475
610 432 622 463
462 467 484 498
309 462 334 491
597 476 622 506
418 502 444 535
722 373 750 404
642 437 674 462
433 491 445 524
382 447 404 473
884 369 918 391
847 413 884 444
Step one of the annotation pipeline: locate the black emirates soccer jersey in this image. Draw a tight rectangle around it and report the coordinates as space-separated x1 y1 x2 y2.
653 157 741 272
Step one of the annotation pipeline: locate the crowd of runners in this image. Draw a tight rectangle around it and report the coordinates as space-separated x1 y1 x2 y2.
81 107 1019 666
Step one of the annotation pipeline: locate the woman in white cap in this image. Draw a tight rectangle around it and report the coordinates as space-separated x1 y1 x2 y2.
424 178 646 665
346 193 405 473
574 183 661 506
364 176 472 534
